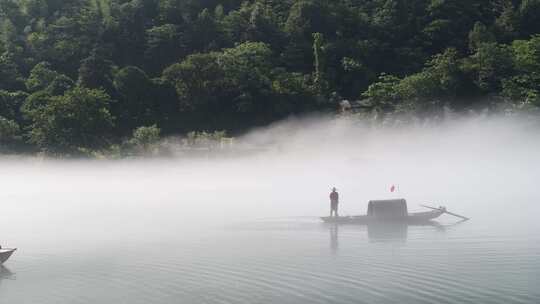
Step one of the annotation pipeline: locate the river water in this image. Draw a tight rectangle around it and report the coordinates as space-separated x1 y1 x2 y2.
1 117 539 303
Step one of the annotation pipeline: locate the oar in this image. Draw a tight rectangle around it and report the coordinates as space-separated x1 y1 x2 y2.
421 205 470 221
421 204 443 211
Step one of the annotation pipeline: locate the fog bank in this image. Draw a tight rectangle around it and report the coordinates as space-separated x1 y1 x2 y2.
1 114 539 245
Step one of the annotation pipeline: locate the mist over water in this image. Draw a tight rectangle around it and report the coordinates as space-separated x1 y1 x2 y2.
1 114 540 303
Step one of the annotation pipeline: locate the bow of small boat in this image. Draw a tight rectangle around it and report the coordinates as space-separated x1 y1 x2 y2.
0 249 17 264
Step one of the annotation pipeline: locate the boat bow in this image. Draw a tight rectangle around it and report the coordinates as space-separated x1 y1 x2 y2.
0 249 17 264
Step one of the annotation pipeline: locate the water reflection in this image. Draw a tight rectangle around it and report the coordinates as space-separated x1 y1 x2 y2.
329 224 339 253
326 220 471 251
367 223 408 242
0 266 15 281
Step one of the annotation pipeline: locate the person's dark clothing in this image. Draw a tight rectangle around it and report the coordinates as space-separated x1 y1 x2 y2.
330 191 339 217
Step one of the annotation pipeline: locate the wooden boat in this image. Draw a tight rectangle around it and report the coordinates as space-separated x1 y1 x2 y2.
0 248 16 265
321 199 467 224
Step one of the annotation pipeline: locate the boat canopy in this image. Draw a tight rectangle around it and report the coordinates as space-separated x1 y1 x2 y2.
367 199 408 218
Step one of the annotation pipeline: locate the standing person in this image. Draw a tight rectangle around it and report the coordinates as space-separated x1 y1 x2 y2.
330 187 339 217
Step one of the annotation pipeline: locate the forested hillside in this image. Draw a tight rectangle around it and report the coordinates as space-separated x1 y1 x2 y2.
1 0 539 154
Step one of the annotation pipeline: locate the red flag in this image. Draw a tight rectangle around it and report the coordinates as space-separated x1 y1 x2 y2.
390 185 395 192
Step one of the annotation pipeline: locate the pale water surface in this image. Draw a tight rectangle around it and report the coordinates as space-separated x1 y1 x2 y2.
1 117 539 303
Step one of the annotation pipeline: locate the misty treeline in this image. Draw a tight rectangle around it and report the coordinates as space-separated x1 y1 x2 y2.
0 0 540 155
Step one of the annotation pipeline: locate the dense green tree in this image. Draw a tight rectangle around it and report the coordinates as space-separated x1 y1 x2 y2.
518 0 540 37
163 52 224 113
0 0 25 28
398 48 465 101
0 116 21 149
502 35 540 105
144 23 185 74
468 22 496 51
192 8 223 51
512 35 540 72
462 42 514 92
40 2 104 75
128 124 161 153
22 0 49 19
423 0 496 53
105 0 149 66
78 47 115 92
26 62 62 92
113 65 160 132
0 90 27 123
0 51 24 90
361 73 401 112
270 69 318 115
285 0 329 37
25 86 114 153
363 49 468 112
494 0 519 42
0 0 540 154
218 42 274 117
25 62 76 96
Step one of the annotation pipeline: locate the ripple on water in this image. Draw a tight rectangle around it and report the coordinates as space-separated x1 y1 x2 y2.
1 221 539 304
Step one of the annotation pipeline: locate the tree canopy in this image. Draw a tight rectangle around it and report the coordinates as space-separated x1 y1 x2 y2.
0 0 539 154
